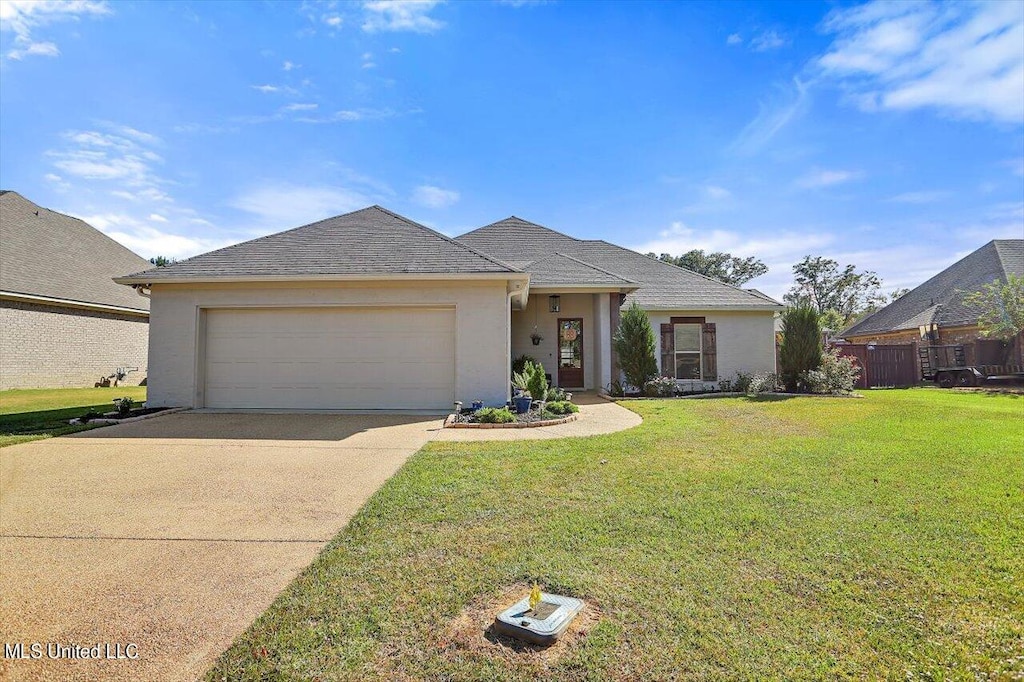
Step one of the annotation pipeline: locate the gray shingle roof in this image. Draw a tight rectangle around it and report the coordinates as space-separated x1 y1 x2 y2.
118 206 519 282
458 218 782 309
0 191 151 312
842 239 1024 337
523 252 636 286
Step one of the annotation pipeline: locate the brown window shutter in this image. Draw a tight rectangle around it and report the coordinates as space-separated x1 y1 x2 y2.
660 323 674 378
702 323 717 380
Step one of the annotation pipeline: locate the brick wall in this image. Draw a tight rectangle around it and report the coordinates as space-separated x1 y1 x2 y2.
0 299 148 389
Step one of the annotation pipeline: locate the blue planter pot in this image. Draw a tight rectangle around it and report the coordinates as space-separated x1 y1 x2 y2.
513 396 533 414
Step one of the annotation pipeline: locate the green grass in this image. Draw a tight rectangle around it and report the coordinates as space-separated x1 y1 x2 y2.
209 389 1024 680
0 386 147 447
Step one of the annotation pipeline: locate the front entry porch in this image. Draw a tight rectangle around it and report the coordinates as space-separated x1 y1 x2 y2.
511 291 621 391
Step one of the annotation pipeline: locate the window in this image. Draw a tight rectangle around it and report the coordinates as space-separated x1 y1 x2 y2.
673 323 702 380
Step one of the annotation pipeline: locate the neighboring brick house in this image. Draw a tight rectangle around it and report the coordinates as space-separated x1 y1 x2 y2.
840 239 1024 374
1 191 150 389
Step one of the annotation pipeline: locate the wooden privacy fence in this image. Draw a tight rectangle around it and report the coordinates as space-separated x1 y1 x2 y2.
832 343 918 388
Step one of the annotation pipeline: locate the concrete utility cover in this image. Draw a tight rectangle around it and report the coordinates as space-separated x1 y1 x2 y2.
493 593 584 646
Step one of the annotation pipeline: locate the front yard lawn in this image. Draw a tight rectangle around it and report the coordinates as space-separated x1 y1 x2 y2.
210 389 1023 680
0 386 147 447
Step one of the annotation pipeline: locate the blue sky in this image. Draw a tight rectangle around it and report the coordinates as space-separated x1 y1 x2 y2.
1 0 1022 300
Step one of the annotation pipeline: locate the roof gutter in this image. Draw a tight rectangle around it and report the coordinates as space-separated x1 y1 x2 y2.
0 290 149 317
114 272 532 286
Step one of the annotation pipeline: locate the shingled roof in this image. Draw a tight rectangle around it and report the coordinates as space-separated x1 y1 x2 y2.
117 206 519 283
458 217 782 309
0 191 151 312
842 239 1024 337
521 252 636 287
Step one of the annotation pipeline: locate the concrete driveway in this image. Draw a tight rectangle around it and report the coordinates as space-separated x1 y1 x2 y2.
0 412 441 682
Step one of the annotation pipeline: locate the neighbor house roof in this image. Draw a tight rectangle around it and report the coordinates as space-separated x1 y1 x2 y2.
842 239 1024 338
457 218 782 309
0 191 151 313
117 206 521 283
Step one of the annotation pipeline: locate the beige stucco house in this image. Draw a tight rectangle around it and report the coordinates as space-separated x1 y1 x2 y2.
1 191 150 389
116 207 781 411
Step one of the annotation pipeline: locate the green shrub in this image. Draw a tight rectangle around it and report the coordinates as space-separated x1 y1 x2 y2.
613 301 658 391
475 407 516 423
748 372 779 394
512 354 536 377
545 386 570 402
114 397 134 417
644 376 676 397
802 347 860 394
779 305 823 393
525 360 548 402
606 379 626 397
545 401 579 415
731 371 753 394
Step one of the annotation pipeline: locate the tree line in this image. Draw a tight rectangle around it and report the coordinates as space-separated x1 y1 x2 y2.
649 249 905 331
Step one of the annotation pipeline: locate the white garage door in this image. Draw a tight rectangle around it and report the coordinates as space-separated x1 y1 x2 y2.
203 307 455 410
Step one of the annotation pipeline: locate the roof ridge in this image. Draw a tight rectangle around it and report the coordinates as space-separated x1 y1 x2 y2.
370 205 521 272
586 240 780 304
548 251 634 283
457 216 581 242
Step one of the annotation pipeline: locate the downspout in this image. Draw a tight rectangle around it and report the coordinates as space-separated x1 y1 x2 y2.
133 284 152 299
507 288 517 404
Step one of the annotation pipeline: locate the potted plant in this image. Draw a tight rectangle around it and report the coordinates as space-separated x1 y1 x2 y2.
511 369 533 414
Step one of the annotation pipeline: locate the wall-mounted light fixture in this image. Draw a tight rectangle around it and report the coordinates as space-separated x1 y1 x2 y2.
549 295 561 312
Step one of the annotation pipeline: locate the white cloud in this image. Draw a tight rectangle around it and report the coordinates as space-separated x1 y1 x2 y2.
726 33 742 46
362 0 444 34
283 102 318 111
1 0 110 60
818 0 1024 123
282 60 297 70
293 107 411 123
6 40 59 59
887 190 950 204
230 184 371 227
729 77 809 155
80 213 230 260
796 168 863 189
703 185 731 200
48 128 163 186
412 184 459 209
148 213 168 222
751 29 788 51
323 14 343 27
251 84 298 95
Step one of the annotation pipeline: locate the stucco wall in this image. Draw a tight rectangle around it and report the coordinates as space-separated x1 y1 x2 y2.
648 310 777 384
145 280 511 409
0 299 148 389
511 293 600 389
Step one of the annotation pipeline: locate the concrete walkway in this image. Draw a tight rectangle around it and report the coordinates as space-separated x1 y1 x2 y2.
429 392 642 441
0 413 438 682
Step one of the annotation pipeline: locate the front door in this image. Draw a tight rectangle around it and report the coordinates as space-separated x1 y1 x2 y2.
557 318 584 388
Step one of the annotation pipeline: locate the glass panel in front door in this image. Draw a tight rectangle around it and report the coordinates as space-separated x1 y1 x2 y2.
560 320 582 368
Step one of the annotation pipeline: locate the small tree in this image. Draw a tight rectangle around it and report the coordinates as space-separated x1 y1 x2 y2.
613 301 658 391
525 360 548 402
779 305 822 393
962 274 1024 340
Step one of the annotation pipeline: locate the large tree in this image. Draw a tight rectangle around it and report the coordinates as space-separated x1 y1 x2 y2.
784 256 882 324
149 256 176 267
649 249 768 286
962 274 1024 340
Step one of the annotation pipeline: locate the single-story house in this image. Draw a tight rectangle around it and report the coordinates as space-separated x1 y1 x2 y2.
116 206 781 411
841 239 1024 370
1 191 151 390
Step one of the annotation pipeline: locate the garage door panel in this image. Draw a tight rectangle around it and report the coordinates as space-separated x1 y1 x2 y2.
203 307 455 410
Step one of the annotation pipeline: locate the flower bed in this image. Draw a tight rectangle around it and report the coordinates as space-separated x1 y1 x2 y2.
444 400 580 429
444 412 578 429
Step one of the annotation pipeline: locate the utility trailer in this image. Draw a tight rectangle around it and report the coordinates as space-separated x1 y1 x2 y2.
919 345 1024 388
